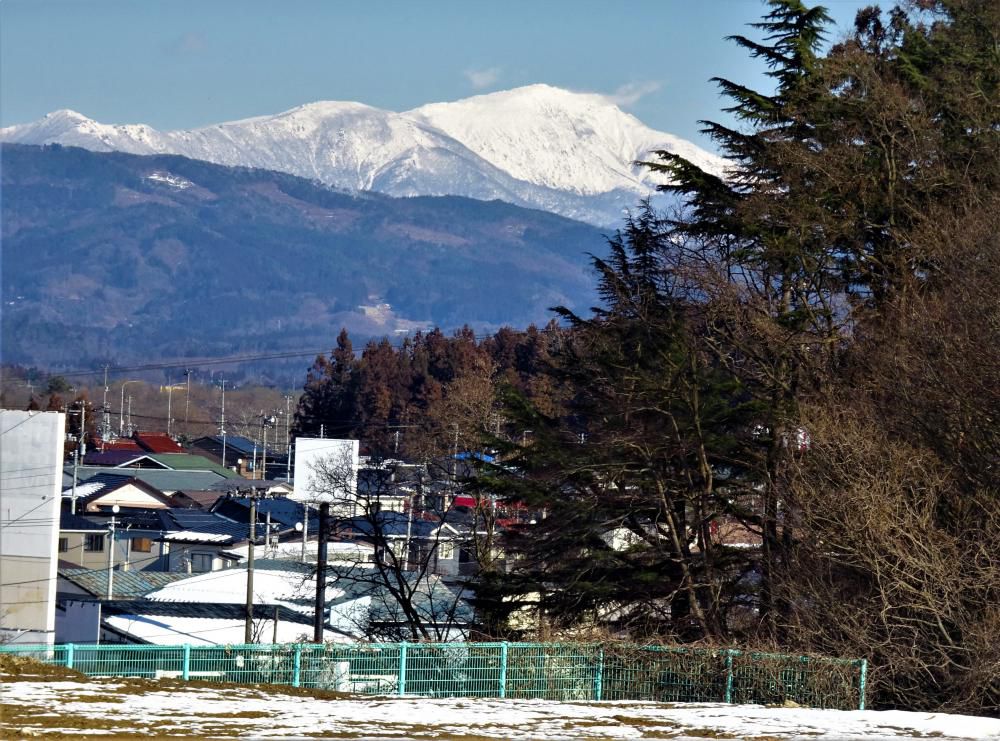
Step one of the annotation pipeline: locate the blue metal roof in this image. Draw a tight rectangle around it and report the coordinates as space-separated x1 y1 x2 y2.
164 508 266 541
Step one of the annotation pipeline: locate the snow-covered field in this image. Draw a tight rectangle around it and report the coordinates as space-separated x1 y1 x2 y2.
3 673 1000 740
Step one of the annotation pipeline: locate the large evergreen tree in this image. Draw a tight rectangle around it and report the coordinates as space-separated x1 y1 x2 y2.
478 208 763 639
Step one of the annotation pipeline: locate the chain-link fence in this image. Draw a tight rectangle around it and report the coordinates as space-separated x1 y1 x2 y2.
0 641 867 709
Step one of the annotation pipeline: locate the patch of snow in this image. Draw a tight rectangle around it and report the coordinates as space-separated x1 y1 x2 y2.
145 171 193 189
5 679 1000 740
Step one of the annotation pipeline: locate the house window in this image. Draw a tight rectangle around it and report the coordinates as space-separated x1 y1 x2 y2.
191 553 214 572
84 534 104 552
131 537 152 553
437 542 455 560
58 537 69 553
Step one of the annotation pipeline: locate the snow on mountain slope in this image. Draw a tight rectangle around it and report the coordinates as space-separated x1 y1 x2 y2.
407 83 727 195
1 86 726 225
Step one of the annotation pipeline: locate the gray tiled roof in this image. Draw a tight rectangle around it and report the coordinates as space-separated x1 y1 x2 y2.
58 568 194 599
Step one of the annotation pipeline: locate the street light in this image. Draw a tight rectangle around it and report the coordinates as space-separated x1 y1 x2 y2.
119 381 141 438
259 414 277 480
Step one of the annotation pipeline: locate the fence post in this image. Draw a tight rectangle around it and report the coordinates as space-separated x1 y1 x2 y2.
499 642 508 698
65 643 74 670
724 650 735 704
398 641 408 696
292 644 302 688
858 658 868 710
594 646 604 701
182 644 191 681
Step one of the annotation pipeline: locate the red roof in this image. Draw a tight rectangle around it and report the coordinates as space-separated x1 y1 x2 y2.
133 432 183 454
101 439 143 451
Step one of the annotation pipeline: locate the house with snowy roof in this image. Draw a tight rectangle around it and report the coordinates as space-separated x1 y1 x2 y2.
145 560 473 642
56 563 322 644
57 506 271 575
63 472 174 514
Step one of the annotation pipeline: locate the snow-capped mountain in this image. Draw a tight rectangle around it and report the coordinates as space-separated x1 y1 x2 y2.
0 85 726 225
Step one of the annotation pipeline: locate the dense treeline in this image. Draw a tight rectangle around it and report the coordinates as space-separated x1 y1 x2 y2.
297 0 998 714
293 324 566 458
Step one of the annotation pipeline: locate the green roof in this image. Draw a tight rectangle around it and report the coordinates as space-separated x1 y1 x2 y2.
147 453 241 479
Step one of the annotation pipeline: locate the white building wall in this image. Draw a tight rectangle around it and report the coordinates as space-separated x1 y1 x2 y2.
0 410 65 644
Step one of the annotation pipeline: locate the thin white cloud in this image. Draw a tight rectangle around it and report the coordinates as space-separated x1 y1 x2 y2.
464 67 502 89
605 80 662 106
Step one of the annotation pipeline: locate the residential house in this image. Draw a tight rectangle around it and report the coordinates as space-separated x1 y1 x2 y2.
55 566 347 645
144 560 473 642
331 510 468 577
63 472 174 514
190 435 287 478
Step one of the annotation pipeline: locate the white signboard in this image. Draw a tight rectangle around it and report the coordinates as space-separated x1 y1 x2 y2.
291 437 358 509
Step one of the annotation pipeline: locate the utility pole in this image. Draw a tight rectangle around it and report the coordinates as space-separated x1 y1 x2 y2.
284 396 292 447
126 394 133 436
165 376 173 438
244 494 257 644
106 505 119 600
313 501 329 643
220 378 228 470
71 451 79 515
284 395 293 482
65 401 87 459
101 366 111 444
183 369 192 437
260 414 276 481
119 380 139 438
301 503 308 562
80 402 86 456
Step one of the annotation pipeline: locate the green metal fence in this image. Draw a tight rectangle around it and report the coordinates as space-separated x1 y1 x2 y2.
0 642 867 709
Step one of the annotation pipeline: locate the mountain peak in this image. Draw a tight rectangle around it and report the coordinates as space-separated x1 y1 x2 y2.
1 86 726 225
45 108 93 123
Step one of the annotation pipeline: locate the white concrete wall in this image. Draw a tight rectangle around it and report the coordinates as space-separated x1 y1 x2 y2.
0 410 65 644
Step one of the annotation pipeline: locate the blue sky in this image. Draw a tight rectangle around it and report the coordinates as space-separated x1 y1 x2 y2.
1 0 875 152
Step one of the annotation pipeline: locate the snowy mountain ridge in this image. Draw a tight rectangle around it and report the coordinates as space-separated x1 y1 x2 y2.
0 85 726 225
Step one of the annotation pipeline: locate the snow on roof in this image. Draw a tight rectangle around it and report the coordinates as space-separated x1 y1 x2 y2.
61 481 105 499
145 564 336 605
103 613 349 646
223 540 375 562
159 530 233 544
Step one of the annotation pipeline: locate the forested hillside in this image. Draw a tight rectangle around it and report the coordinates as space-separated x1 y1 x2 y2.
1 144 601 372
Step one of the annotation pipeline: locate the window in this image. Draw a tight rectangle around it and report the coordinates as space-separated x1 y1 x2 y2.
58 537 69 553
437 542 455 560
191 553 214 572
84 534 104 552
131 537 152 553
